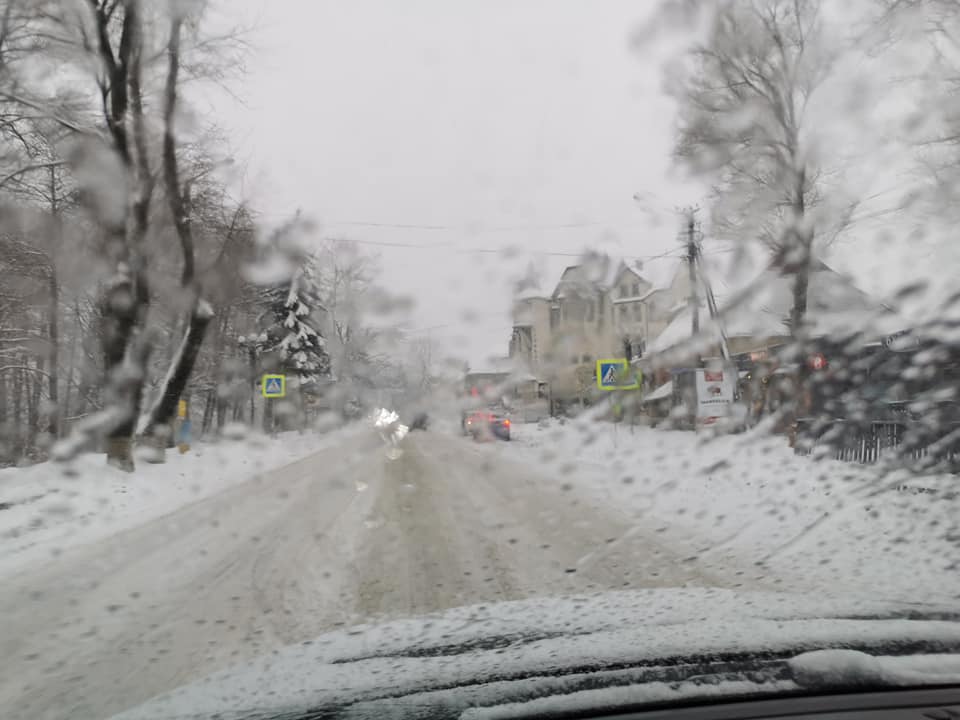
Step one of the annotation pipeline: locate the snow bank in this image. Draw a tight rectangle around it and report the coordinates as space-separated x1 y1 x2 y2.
0 427 352 579
497 420 960 602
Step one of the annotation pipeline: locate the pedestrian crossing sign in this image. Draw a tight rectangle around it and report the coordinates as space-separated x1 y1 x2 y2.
596 358 640 391
262 374 286 398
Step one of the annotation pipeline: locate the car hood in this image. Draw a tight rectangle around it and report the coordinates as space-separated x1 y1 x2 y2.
110 588 960 720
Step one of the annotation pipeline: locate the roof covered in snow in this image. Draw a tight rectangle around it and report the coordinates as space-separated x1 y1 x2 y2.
552 259 619 298
514 287 550 302
648 261 889 354
634 255 684 290
550 256 685 299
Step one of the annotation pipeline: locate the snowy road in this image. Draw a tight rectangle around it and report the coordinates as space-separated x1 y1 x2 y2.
0 427 955 719
0 429 725 720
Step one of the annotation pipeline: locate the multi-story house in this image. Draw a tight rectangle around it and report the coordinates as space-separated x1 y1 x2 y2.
509 258 688 410
607 263 690 360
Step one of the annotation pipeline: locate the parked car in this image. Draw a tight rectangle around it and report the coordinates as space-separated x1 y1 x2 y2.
462 410 511 441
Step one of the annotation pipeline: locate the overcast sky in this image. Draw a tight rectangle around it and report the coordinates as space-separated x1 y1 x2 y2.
201 0 707 367
197 0 945 369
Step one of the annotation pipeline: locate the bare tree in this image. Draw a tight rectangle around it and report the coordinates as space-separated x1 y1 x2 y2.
0 0 252 468
873 1 960 208
0 0 277 467
137 10 215 456
655 0 858 334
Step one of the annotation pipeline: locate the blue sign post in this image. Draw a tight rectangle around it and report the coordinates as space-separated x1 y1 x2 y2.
596 358 641 391
177 418 192 454
262 374 286 398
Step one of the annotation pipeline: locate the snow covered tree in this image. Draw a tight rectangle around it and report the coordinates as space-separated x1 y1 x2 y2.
257 257 331 384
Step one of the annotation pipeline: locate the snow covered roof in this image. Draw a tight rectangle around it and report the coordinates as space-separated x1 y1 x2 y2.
551 257 622 298
469 356 515 375
543 255 686 302
514 287 549 302
642 380 674 404
609 262 646 289
648 305 714 355
635 255 683 290
648 262 887 355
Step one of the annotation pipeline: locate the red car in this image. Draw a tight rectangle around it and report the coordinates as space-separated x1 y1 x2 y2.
462 410 511 441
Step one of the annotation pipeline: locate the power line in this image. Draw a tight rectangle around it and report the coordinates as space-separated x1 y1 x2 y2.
325 220 624 232
346 237 688 261
344 238 448 250
325 221 449 230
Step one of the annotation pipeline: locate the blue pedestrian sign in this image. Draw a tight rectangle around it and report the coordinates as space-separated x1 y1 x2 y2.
262 373 286 398
596 358 640 391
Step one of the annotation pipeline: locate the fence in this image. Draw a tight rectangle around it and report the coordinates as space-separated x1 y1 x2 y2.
795 417 960 469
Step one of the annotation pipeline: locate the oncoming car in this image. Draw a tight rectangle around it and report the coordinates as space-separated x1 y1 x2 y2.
461 410 511 441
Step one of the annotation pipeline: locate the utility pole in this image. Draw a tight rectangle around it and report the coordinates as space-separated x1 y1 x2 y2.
684 207 699 337
683 207 731 363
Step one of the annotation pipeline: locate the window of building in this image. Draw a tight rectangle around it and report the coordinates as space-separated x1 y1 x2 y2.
619 305 627 320
581 354 590 363
586 300 595 322
634 303 643 320
550 306 560 329
631 282 640 297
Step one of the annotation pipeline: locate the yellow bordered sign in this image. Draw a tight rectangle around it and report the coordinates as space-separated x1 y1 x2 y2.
596 358 640 391
262 374 286 398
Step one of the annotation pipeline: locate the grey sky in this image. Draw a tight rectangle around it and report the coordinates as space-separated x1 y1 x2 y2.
205 0 703 366
201 0 946 368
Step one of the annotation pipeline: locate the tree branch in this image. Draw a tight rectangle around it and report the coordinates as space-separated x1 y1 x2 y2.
0 159 68 190
0 92 91 135
162 15 195 288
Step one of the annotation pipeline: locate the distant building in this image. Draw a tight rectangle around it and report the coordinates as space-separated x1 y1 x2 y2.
509 257 688 409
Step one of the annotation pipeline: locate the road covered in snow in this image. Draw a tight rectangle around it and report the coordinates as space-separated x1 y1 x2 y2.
0 419 957 720
498 419 959 602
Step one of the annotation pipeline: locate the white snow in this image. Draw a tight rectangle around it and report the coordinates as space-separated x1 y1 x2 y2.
463 680 799 720
195 298 214 320
648 261 886 354
243 254 294 285
111 587 960 720
496 419 960 602
467 649 960 719
788 649 960 688
0 426 354 579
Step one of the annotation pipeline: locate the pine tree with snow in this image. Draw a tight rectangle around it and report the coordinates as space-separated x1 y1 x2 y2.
257 256 331 383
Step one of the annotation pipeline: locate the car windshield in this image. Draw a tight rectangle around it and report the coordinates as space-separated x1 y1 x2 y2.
2 1 960 719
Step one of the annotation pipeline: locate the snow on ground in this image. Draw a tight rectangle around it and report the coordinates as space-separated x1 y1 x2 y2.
0 424 356 579
494 419 960 603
